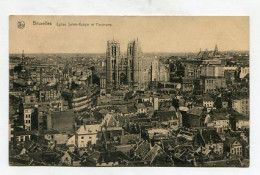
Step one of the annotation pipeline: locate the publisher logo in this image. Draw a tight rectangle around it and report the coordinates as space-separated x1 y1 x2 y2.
17 21 25 29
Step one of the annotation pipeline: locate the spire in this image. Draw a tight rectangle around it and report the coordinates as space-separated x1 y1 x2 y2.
215 44 218 51
214 44 218 56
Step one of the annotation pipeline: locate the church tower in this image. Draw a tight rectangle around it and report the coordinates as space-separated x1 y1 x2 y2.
127 38 142 89
214 44 219 56
106 40 120 93
20 50 26 79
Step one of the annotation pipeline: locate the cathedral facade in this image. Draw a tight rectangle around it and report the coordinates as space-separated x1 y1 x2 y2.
105 39 142 93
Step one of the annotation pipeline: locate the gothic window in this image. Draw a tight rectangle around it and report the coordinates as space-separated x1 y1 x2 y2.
112 60 116 69
113 72 116 83
130 60 133 69
112 46 117 57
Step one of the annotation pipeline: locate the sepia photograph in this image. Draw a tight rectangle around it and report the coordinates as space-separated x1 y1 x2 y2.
9 16 249 167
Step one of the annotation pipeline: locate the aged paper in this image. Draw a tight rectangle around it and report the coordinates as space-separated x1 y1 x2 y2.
9 16 249 167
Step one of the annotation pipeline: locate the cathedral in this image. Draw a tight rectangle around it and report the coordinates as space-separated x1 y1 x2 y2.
105 38 143 93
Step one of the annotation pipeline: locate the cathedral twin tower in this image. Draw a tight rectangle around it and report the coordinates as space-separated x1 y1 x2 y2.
106 38 142 92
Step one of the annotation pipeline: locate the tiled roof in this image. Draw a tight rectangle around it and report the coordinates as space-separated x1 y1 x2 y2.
76 124 101 135
201 129 222 144
154 111 177 121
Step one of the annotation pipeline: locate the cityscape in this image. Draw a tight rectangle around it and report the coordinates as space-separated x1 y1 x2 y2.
9 16 249 167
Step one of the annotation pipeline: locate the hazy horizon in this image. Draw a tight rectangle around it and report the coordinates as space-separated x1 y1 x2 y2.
9 50 249 55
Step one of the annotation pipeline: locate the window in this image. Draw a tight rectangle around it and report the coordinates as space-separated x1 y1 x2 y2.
81 136 84 139
87 141 92 146
25 135 29 141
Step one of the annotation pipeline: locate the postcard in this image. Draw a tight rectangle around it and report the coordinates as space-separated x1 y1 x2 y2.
9 16 249 167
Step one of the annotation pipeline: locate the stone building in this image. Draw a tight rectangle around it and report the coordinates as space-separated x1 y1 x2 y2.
105 38 143 93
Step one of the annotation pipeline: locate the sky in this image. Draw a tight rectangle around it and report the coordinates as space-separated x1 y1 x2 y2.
9 16 249 54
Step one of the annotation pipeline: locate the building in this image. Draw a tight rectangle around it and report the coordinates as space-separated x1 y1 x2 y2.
239 67 249 79
71 90 93 113
201 78 226 93
151 57 160 82
204 111 230 132
200 65 224 78
105 39 143 93
99 73 106 95
203 96 214 108
226 138 243 157
232 98 249 115
60 151 81 166
136 103 147 114
236 119 249 130
184 63 200 78
150 57 169 83
199 129 224 155
127 39 143 89
38 86 61 102
181 78 194 92
200 65 226 92
224 66 237 84
23 105 38 131
139 69 150 90
106 40 121 92
76 124 101 148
